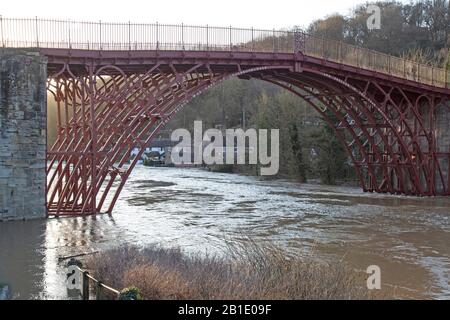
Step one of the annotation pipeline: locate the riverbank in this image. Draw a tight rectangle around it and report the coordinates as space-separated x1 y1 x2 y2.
86 243 373 300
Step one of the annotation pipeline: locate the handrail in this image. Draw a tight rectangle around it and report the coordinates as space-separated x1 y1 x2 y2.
75 266 120 300
1 16 448 88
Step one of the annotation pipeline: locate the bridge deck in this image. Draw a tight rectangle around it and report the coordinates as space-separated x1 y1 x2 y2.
39 48 449 97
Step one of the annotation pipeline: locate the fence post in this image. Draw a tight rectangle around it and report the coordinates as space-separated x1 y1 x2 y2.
0 15 4 47
99 20 102 50
293 29 305 54
229 25 232 51
96 282 103 300
431 67 434 86
68 20 72 49
388 55 391 74
206 24 209 51
403 59 406 78
181 23 184 50
272 28 275 53
67 20 70 49
128 21 131 51
417 62 420 82
251 27 254 52
82 271 90 300
35 16 39 48
321 36 325 58
446 67 449 89
156 22 159 50
356 47 359 67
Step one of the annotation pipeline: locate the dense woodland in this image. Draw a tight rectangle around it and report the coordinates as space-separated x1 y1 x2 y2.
48 0 450 185
166 0 450 184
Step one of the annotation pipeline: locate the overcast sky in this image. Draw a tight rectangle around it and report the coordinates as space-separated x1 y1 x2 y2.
2 0 409 29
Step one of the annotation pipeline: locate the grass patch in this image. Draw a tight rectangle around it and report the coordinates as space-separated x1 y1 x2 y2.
86 241 372 300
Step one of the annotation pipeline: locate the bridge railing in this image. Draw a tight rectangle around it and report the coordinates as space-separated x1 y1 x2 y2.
0 17 293 52
304 35 448 88
1 17 448 88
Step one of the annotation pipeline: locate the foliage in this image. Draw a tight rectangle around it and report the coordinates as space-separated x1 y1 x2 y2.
310 121 348 185
308 0 450 66
118 286 143 300
87 243 373 300
253 90 314 180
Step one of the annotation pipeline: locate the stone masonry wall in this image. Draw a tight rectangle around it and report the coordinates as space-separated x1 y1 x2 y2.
0 49 47 220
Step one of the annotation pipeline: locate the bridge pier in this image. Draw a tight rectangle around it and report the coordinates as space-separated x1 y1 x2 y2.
0 49 47 220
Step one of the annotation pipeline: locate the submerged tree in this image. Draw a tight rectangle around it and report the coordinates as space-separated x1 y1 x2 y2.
289 123 308 183
310 111 347 185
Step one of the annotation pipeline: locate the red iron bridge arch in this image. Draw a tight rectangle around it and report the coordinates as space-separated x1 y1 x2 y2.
2 17 449 216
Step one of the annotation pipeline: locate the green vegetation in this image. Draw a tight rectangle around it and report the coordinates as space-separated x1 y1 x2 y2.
166 0 449 184
87 243 373 300
308 1 450 66
310 123 348 185
118 287 143 300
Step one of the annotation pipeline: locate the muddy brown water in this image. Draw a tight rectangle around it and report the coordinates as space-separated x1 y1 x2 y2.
0 166 449 299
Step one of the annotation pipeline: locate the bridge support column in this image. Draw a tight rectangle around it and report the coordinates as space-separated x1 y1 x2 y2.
0 49 47 220
435 99 450 195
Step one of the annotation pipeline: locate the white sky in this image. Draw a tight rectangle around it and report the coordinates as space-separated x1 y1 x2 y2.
1 0 407 29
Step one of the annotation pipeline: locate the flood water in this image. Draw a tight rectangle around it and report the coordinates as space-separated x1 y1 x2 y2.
0 166 449 299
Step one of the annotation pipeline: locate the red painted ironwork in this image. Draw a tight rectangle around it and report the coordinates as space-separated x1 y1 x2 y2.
42 48 450 216
4 18 449 216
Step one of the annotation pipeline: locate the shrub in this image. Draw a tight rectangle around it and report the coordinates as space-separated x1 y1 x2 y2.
86 241 372 300
119 287 143 300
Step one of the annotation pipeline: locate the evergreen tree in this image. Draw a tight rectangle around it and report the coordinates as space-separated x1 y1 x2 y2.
289 123 308 182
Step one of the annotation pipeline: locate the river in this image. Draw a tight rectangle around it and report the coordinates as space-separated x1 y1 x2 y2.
0 166 449 299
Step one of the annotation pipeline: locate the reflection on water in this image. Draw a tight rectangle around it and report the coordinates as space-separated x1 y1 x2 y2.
0 166 449 299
